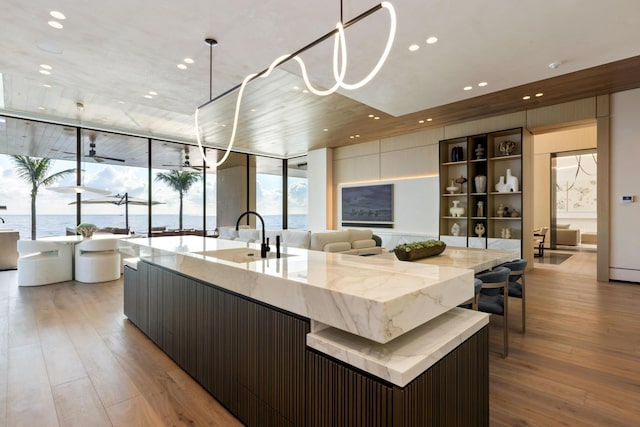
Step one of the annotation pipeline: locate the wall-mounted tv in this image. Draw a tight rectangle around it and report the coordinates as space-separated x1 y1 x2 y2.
341 184 393 228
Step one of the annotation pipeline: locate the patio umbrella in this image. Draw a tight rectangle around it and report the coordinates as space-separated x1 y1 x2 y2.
70 193 163 234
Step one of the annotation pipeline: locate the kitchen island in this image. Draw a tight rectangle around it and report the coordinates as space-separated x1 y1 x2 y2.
121 236 495 426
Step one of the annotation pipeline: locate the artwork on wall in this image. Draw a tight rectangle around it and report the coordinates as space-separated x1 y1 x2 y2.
341 184 393 228
555 153 597 213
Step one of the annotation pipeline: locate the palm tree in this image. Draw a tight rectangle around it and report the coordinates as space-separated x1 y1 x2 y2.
10 156 76 240
154 170 201 230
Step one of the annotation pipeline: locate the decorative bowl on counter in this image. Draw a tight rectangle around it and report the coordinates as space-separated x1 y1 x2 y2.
394 240 447 261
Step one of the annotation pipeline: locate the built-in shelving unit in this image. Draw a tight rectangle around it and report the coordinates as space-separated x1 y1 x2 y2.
439 128 523 256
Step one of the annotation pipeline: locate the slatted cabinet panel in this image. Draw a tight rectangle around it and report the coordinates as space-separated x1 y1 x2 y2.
124 261 488 426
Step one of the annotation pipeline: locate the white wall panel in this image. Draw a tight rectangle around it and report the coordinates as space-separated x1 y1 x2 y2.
609 89 640 280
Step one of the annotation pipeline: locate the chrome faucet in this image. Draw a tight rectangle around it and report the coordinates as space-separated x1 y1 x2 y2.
235 210 270 258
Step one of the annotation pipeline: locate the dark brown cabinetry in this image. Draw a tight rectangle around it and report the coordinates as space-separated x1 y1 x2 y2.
440 127 525 256
124 260 488 426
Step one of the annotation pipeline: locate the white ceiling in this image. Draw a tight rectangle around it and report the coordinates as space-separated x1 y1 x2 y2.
1 0 640 159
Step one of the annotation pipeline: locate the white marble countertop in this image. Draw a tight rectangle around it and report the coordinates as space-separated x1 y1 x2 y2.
379 246 519 273
307 307 489 387
122 236 475 344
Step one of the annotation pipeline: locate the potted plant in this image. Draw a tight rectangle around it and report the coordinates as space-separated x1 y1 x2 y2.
393 240 446 261
76 223 97 239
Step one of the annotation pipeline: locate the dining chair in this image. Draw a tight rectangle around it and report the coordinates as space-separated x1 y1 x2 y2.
75 238 121 283
533 227 548 257
500 259 528 333
459 278 483 310
17 240 73 286
476 266 511 357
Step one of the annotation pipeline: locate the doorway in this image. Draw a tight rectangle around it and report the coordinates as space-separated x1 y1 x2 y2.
532 122 597 272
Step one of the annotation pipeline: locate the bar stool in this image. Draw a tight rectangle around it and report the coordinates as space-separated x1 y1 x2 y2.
500 259 528 333
476 266 511 357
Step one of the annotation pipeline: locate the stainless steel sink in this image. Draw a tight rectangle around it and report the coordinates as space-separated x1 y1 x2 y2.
194 247 294 263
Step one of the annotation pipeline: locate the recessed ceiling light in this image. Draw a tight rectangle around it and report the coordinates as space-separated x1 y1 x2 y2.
38 106 45 110
427 118 433 122
478 82 488 87
48 21 63 29
144 95 153 99
40 64 52 70
177 64 187 70
43 84 51 88
374 116 380 120
323 128 329 132
302 89 309 94
426 36 438 44
548 62 561 69
350 136 355 139
408 44 420 52
522 95 531 100
368 114 374 118
418 120 425 124
355 134 360 138
183 58 194 64
292 86 300 91
463 86 473 91
535 92 544 97
148 91 158 96
50 11 66 20
118 100 126 104
250 108 257 112
39 70 51 75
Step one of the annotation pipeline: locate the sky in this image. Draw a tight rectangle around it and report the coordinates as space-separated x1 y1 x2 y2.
0 154 307 217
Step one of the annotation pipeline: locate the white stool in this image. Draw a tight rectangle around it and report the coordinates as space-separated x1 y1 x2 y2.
75 239 121 283
17 240 73 286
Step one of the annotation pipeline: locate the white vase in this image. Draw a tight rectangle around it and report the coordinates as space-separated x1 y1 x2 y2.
474 175 486 193
505 169 519 192
476 201 484 217
475 223 485 237
495 176 508 192
449 200 465 217
451 222 461 236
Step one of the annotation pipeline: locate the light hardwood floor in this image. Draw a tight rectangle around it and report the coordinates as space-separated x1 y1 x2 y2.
0 250 639 426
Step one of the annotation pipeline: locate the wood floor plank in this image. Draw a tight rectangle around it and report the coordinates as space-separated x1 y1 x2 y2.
105 395 166 427
52 377 111 427
7 343 58 427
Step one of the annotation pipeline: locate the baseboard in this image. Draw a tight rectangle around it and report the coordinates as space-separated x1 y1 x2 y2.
609 268 640 283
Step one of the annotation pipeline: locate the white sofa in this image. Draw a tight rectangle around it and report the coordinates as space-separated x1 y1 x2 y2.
217 227 382 255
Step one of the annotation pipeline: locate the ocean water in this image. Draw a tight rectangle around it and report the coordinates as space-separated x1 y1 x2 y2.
1 214 307 239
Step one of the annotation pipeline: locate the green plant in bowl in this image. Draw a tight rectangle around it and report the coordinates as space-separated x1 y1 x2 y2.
394 240 446 261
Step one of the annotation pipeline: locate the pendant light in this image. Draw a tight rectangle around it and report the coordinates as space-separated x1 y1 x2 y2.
194 1 396 167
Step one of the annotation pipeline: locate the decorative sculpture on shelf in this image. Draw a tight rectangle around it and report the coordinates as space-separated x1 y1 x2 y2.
449 200 465 217
446 179 459 194
455 176 467 193
475 222 485 237
499 140 516 156
474 174 486 193
474 143 485 159
451 222 461 236
476 200 484 217
495 169 519 192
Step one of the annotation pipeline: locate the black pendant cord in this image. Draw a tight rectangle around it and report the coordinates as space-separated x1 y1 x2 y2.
209 42 213 101
340 0 343 23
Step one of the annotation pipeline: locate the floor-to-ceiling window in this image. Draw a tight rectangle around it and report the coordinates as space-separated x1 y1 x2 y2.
287 155 308 230
78 130 149 234
0 118 79 238
255 156 283 229
150 141 204 231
